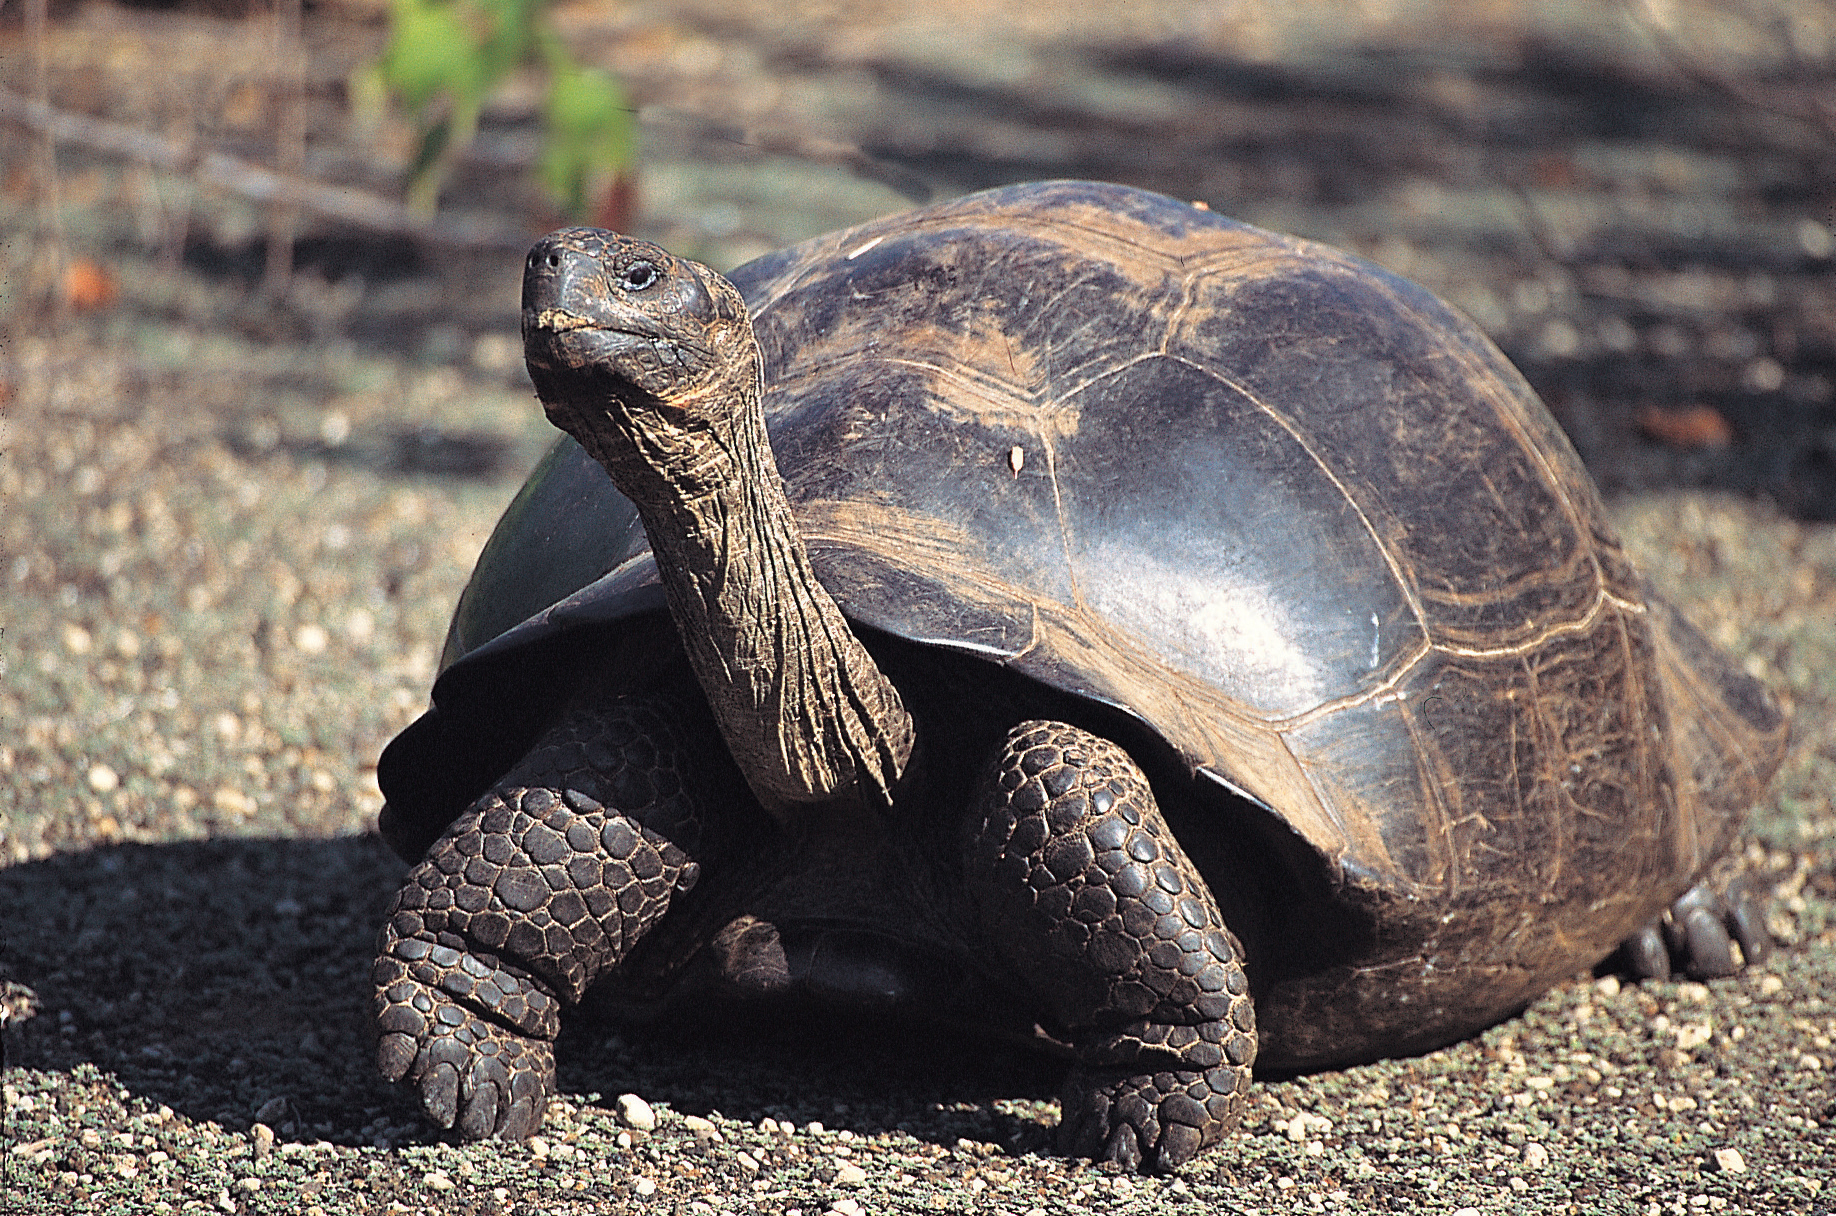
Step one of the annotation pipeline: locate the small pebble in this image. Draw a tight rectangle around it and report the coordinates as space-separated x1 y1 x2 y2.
829 1200 865 1216
1522 1142 1549 1169
1712 1147 1746 1173
682 1114 721 1141
615 1093 656 1132
834 1161 868 1186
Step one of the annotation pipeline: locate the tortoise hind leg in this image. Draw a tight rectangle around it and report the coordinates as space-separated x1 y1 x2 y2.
373 691 730 1140
966 720 1256 1172
1617 878 1772 981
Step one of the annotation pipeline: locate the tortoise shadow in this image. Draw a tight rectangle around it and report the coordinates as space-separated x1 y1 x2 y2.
0 836 1059 1150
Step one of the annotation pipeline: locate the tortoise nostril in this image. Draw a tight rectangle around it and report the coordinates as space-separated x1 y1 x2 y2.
545 251 564 270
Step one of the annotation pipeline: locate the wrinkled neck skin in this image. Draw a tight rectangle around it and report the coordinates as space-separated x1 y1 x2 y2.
553 349 917 825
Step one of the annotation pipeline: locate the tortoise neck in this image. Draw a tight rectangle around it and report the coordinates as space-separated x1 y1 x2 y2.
614 373 917 821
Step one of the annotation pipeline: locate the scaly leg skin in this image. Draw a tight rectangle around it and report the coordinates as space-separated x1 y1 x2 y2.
968 720 1257 1173
373 694 718 1140
1619 878 1773 981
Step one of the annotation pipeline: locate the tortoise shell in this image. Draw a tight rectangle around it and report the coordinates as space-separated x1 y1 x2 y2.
380 181 1784 1067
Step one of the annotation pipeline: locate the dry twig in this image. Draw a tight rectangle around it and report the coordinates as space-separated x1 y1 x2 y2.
0 86 535 251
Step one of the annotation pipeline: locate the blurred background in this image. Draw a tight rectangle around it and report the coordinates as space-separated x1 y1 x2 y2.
4 0 1834 511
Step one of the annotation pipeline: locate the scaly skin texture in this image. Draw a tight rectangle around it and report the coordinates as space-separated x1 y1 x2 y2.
969 720 1256 1171
373 695 720 1139
522 232 915 819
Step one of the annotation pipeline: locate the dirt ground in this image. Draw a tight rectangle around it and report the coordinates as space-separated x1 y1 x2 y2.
1 0 1834 1213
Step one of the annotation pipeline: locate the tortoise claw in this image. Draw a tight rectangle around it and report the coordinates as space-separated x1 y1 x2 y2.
457 1063 503 1141
1621 925 1671 981
1725 880 1772 967
1617 879 1774 981
1105 1124 1144 1172
422 1059 462 1129
376 1031 418 1083
1058 1065 1230 1173
372 947 558 1140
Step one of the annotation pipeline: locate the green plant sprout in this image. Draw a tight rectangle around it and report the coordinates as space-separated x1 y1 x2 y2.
353 0 634 221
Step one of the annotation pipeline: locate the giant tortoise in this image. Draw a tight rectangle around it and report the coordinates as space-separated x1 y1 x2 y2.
371 180 1785 1171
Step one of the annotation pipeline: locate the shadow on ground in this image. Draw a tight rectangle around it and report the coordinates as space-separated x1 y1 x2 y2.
0 836 1061 1149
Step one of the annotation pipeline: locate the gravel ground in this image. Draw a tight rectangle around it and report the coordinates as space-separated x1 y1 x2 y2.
3 1 1835 1213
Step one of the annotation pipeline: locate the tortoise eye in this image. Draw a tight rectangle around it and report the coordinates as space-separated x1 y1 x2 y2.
619 261 660 291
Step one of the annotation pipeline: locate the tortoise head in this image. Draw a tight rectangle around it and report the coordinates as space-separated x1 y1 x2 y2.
521 229 762 499
519 228 917 815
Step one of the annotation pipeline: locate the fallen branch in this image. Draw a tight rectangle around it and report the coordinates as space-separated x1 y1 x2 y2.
0 86 536 251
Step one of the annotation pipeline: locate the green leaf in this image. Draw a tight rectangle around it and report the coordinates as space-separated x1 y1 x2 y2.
379 0 488 112
539 63 635 219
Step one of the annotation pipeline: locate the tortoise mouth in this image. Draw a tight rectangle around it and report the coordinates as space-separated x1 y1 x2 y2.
523 308 667 376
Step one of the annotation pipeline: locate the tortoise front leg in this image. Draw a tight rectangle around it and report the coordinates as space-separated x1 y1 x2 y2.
373 694 723 1140
967 720 1257 1172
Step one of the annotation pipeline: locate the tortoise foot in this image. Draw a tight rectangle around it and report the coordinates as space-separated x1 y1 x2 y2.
1059 1059 1249 1172
1619 878 1772 981
375 975 555 1140
374 695 719 1140
969 720 1258 1172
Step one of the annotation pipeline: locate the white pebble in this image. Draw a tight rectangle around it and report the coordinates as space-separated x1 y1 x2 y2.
87 764 119 794
1712 1147 1747 1173
834 1161 867 1186
615 1093 656 1132
1522 1141 1549 1169
1799 218 1834 259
